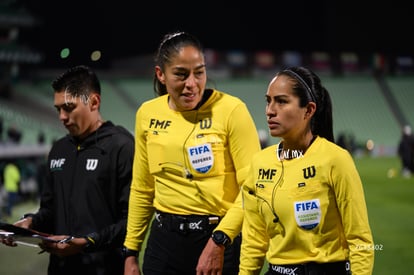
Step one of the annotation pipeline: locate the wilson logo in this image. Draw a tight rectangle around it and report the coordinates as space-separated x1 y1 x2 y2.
86 159 98 171
199 117 212 129
303 166 316 179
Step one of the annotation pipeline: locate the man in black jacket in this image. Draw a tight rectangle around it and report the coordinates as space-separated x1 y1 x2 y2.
3 65 134 275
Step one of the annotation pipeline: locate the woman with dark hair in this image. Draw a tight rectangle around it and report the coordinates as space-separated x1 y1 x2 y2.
123 31 261 275
240 67 374 275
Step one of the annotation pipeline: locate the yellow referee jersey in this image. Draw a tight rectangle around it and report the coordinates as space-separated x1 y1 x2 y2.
240 136 374 275
125 89 261 251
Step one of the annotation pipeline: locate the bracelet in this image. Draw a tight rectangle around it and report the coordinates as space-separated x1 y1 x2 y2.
83 236 95 251
86 236 95 245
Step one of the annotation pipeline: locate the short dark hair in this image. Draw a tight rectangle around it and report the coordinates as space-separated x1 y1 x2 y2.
52 65 101 97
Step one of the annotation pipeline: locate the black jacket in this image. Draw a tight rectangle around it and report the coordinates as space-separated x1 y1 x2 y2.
32 121 134 275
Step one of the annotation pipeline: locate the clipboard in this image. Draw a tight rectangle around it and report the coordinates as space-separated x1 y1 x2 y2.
0 221 57 248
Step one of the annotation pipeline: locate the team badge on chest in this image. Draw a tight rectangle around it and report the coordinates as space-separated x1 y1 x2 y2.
187 143 214 173
294 199 321 230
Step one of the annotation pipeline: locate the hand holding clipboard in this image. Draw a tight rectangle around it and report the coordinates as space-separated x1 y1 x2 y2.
0 221 57 248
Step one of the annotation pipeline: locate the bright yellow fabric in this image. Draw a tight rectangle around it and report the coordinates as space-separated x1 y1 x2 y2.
124 90 261 251
240 136 374 275
4 163 20 192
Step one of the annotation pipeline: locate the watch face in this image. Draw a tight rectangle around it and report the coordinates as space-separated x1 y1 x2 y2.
214 231 225 241
212 231 229 246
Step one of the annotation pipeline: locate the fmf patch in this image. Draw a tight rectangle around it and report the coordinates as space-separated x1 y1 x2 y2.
294 199 321 230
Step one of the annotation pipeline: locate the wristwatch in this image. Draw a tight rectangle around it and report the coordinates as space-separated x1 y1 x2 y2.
211 230 230 247
123 247 138 258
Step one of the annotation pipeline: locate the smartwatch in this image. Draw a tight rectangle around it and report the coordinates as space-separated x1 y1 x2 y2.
211 230 230 247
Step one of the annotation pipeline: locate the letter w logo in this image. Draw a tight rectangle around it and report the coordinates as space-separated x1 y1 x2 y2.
303 166 316 179
86 159 98 171
199 118 212 129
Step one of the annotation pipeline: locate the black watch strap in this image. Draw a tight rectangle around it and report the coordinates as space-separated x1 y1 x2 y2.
123 247 138 258
211 230 231 247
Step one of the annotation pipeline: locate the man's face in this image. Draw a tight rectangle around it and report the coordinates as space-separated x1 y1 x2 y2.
54 91 96 139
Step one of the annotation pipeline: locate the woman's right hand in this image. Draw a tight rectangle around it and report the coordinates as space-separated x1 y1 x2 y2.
124 256 141 275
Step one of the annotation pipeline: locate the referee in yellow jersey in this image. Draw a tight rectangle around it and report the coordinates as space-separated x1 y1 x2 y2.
240 66 374 275
123 32 261 275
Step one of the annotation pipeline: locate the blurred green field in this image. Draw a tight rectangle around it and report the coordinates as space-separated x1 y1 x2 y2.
1 156 413 274
357 156 414 275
